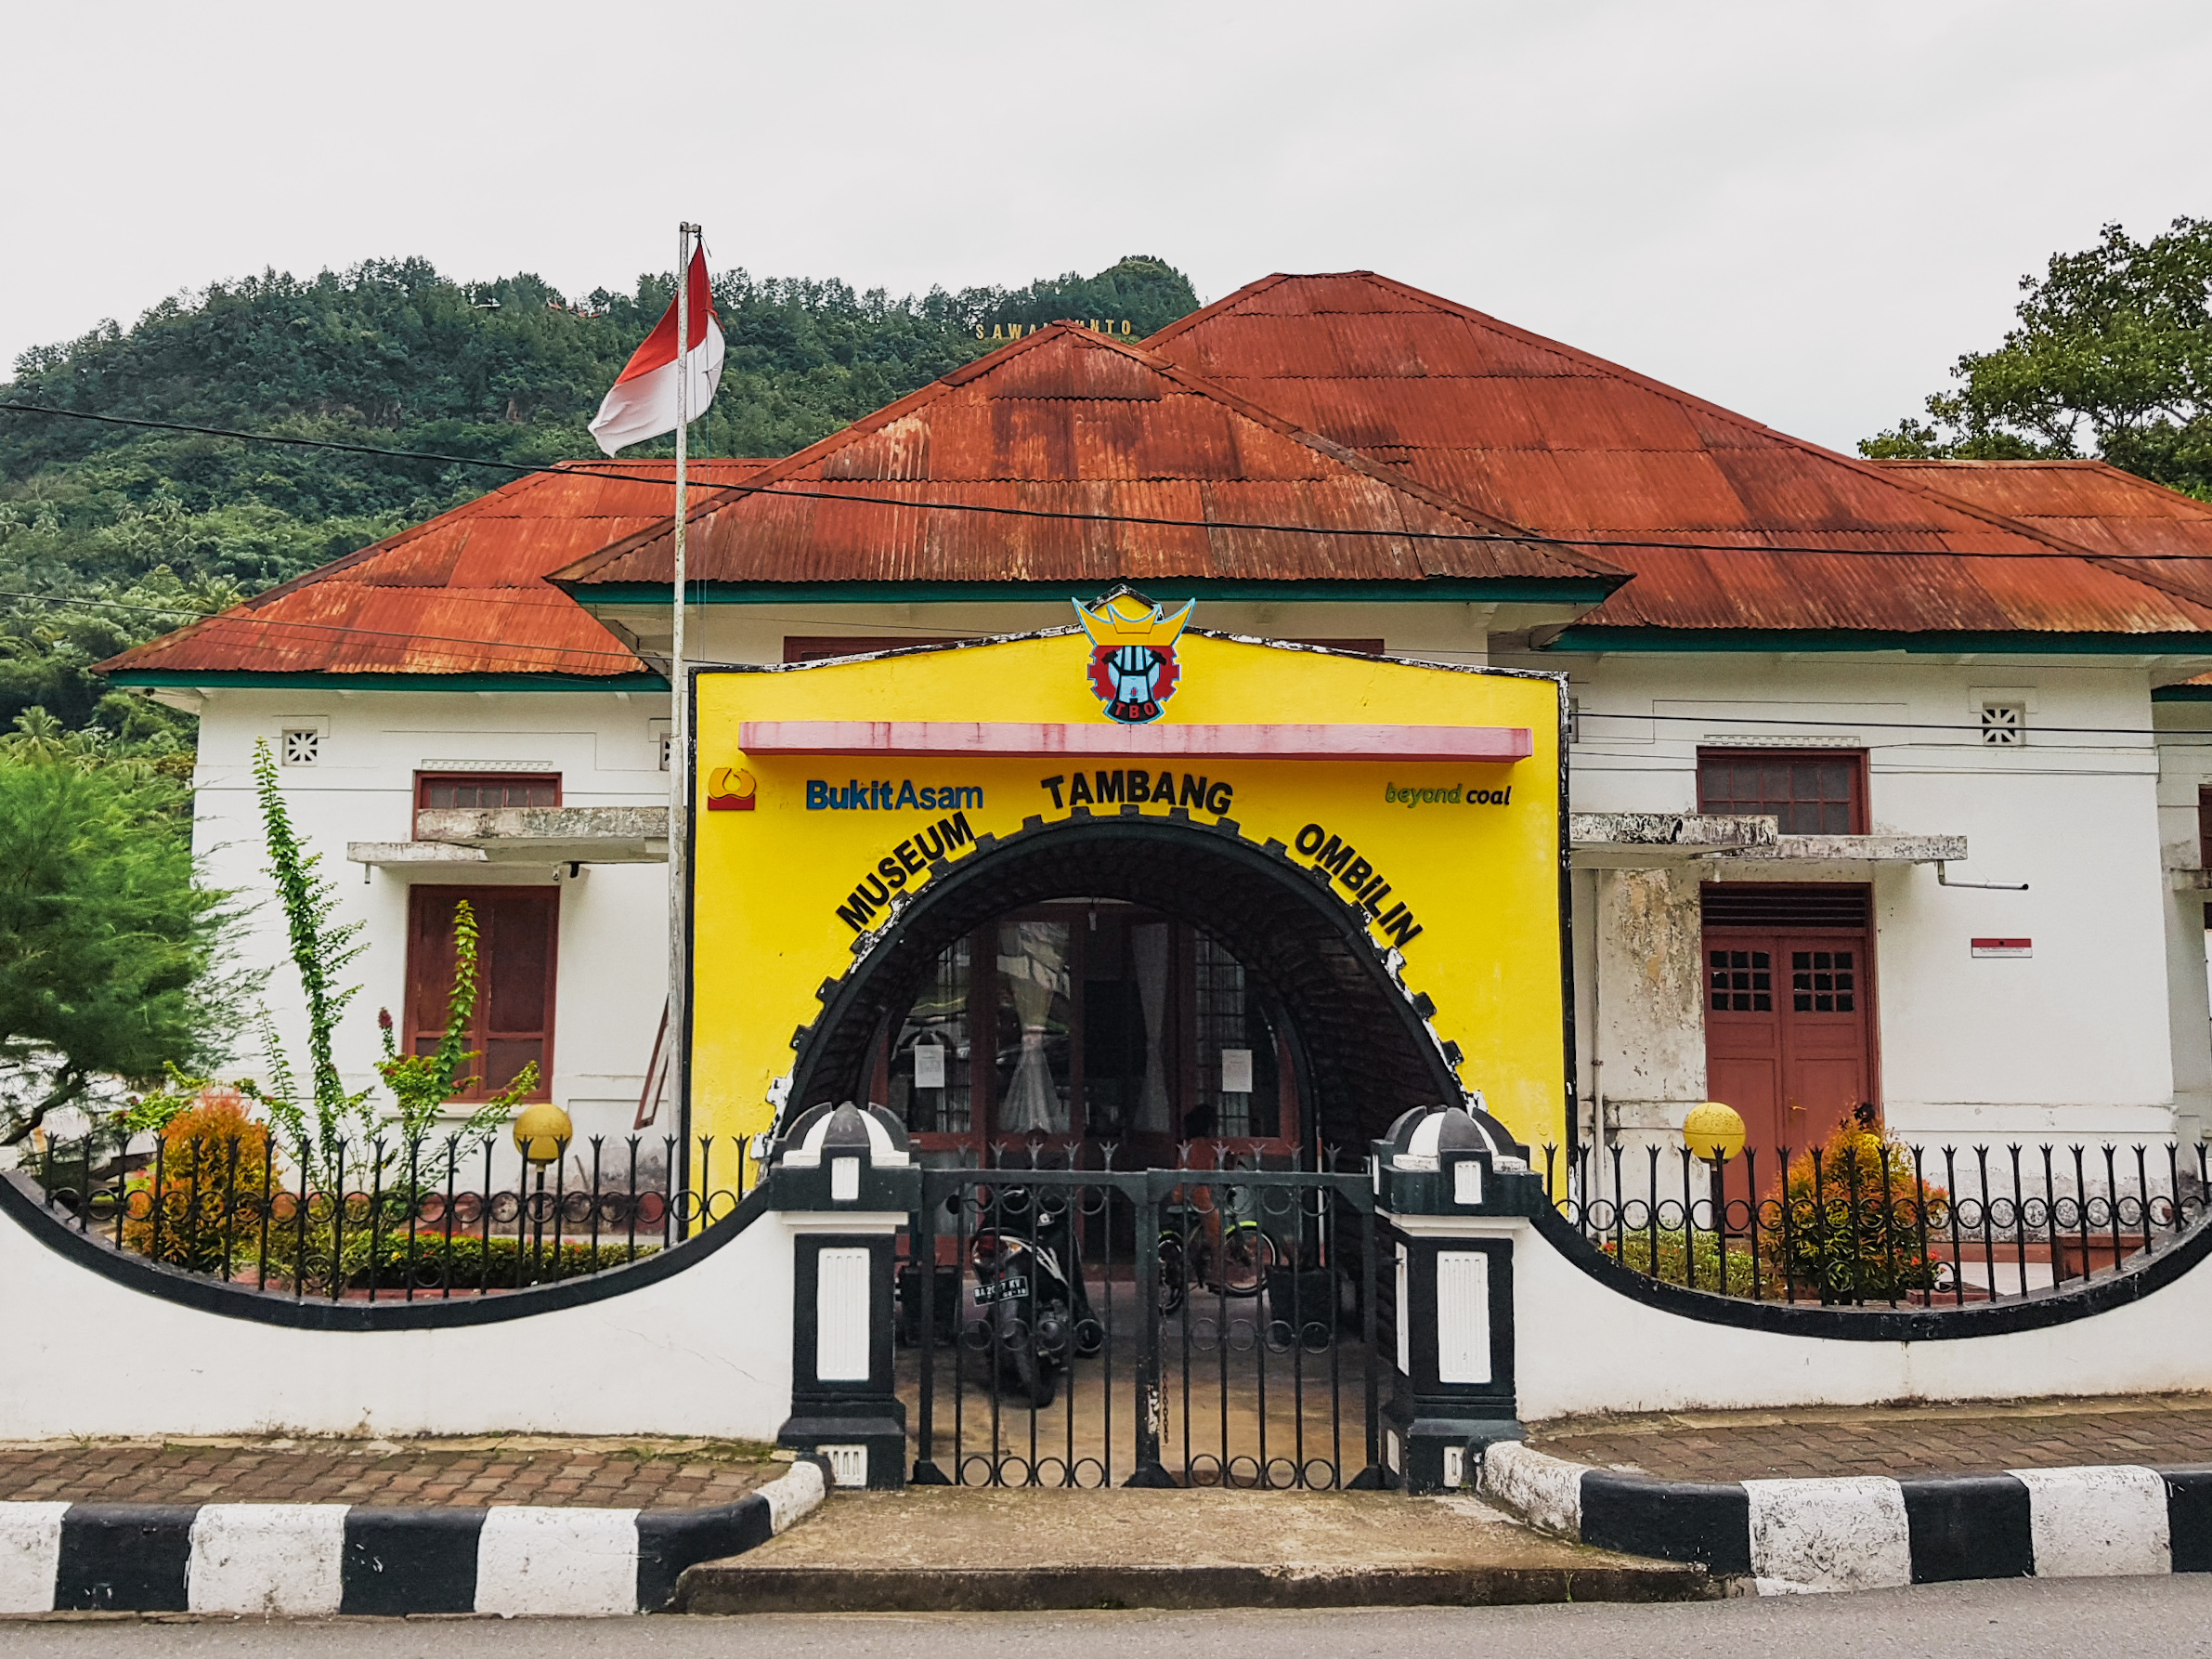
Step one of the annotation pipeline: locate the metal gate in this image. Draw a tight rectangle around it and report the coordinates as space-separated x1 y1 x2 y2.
900 1161 1386 1489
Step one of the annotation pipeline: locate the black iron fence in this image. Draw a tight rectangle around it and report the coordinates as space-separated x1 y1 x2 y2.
903 1145 1386 1490
1545 1134 2212 1308
20 1130 762 1300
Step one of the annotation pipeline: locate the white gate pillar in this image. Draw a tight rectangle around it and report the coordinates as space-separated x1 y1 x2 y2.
1373 1104 1542 1494
769 1103 919 1490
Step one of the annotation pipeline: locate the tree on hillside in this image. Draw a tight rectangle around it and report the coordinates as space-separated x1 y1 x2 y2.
1862 217 2212 498
0 713 241 1145
0 250 1199 745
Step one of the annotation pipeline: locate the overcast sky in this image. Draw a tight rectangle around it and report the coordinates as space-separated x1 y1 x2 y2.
6 0 2208 453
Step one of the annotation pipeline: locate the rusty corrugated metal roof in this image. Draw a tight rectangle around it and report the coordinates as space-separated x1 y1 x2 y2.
553 326 1626 593
1144 274 2212 636
100 460 769 681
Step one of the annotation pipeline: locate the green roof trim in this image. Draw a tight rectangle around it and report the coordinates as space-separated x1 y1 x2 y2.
2153 684 2212 701
561 578 1621 607
104 670 668 693
1547 627 2212 657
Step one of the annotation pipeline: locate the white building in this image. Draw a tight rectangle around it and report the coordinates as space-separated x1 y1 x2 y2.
104 273 2212 1179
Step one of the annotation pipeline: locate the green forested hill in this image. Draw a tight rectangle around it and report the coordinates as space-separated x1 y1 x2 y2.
0 254 1199 741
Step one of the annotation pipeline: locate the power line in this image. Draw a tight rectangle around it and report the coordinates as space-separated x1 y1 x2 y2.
8 399 2211 565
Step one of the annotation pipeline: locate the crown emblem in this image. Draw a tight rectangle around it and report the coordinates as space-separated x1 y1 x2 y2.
1073 587 1193 725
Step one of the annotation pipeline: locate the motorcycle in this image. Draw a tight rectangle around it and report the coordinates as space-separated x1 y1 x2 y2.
965 1188 1102 1408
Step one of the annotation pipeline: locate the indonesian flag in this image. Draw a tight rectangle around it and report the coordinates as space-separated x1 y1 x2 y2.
589 245 724 455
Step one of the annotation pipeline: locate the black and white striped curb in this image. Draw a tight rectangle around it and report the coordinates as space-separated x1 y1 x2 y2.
0 1459 825 1616
1483 1442 2212 1595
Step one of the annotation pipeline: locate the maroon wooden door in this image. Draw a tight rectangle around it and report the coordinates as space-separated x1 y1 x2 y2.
1701 886 1874 1163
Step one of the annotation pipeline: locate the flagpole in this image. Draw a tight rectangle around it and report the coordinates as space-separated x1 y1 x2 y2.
670 220 696 1227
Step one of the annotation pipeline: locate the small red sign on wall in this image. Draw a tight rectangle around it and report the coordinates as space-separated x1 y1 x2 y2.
1971 937 2032 958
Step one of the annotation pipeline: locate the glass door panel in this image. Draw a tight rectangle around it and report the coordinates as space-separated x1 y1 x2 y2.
995 919 1073 1137
891 935 972 1141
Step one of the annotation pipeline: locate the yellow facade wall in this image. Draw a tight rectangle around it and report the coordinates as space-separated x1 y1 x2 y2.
689 629 1568 1153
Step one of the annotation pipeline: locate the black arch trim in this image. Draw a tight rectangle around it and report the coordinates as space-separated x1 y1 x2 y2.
784 812 1467 1153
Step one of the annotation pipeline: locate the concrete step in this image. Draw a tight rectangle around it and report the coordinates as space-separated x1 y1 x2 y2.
674 1487 1717 1613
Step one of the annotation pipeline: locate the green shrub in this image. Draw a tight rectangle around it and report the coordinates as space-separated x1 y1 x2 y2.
1602 1225 1763 1296
333 1234 659 1292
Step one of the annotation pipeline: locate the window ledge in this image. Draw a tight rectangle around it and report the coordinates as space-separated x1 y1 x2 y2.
409 805 670 865
1714 833 1966 864
346 842 489 866
1570 816 1963 868
1569 813 1779 854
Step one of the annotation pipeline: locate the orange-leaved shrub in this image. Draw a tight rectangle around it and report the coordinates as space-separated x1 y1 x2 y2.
1758 1114 1949 1303
122 1092 275 1274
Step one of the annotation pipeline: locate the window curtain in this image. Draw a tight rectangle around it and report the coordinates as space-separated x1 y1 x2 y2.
997 921 1069 1134
1131 921 1172 1134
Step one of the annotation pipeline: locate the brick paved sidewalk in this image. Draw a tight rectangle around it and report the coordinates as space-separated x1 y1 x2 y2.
0 1436 783 1509
1529 1392 2212 1482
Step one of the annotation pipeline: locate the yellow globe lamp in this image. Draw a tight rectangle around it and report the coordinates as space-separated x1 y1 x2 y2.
513 1102 574 1165
1683 1101 1747 1165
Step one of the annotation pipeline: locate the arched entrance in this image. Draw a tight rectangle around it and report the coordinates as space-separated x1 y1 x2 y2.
786 815 1463 1162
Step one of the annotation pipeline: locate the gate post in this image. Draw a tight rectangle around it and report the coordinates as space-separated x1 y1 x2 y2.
770 1103 920 1491
1373 1104 1540 1495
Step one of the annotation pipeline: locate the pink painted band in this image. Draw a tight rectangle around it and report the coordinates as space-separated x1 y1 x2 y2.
738 721 1533 763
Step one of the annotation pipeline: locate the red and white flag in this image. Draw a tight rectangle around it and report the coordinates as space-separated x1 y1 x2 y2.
590 245 724 455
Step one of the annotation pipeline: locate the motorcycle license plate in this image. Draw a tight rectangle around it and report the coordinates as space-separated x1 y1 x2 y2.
972 1275 1029 1305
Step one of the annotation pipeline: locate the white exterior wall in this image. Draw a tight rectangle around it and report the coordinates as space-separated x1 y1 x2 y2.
2154 701 2212 1145
189 687 675 1147
1539 650 2181 1156
176 610 2196 1161
179 601 1510 1145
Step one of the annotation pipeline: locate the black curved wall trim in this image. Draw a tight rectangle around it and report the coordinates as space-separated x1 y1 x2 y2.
1530 1204 2212 1341
0 1171 774 1332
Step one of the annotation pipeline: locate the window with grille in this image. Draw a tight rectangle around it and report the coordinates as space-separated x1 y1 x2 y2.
280 728 320 766
404 886 556 1102
1709 948 1773 1012
1697 751 1864 834
417 773 560 810
1980 703 2025 746
1791 949 1855 1012
2200 787 2212 872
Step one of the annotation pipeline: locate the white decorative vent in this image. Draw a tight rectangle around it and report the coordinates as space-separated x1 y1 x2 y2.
280 728 320 766
1567 697 1581 746
659 733 672 772
1980 702 2025 746
819 1444 868 1487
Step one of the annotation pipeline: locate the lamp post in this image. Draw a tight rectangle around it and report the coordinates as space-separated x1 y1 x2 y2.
513 1104 573 1277
1683 1101 1746 1289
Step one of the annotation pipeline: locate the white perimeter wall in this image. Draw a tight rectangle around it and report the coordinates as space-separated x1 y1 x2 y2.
0 1205 818 1441
1539 650 2180 1152
1472 1218 2212 1421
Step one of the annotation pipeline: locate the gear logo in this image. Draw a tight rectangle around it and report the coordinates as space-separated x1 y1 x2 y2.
1073 587 1194 725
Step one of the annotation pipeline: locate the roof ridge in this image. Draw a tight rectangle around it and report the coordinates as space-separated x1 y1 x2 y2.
554 320 1628 588
1171 270 2132 564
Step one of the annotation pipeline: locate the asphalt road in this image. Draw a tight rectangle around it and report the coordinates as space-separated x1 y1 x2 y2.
6 1577 2212 1658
